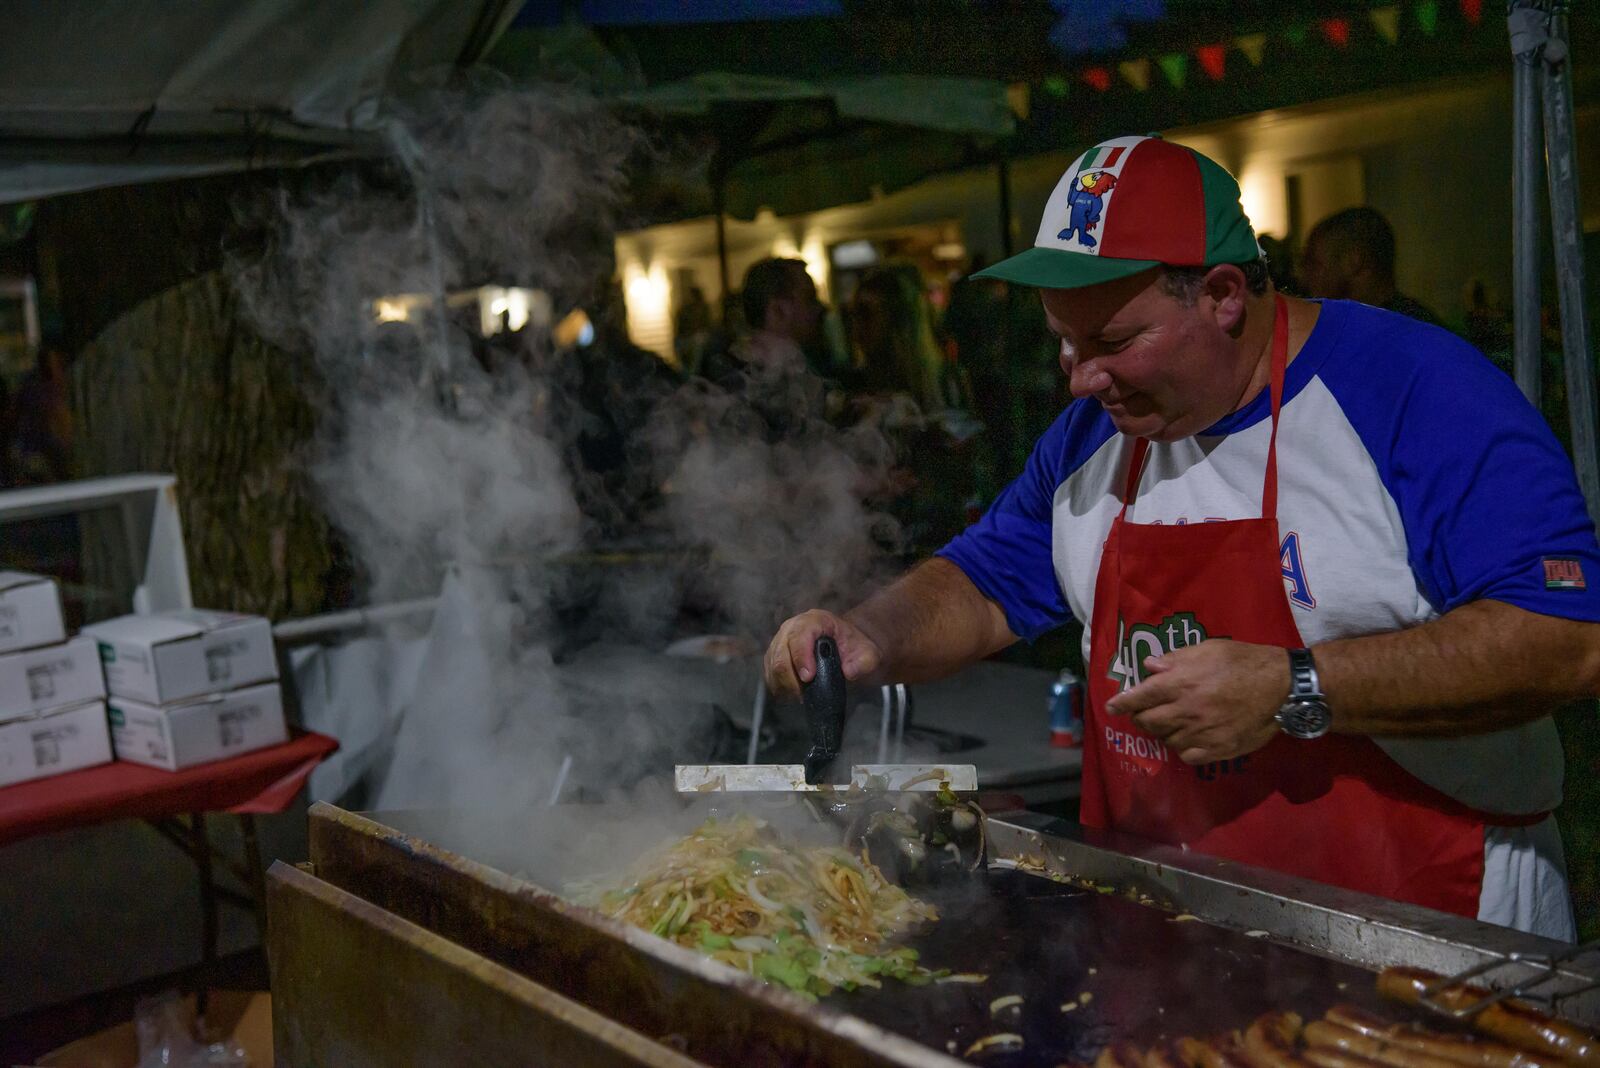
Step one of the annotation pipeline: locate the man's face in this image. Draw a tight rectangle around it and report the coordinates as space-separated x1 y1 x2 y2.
1041 268 1249 442
773 273 824 344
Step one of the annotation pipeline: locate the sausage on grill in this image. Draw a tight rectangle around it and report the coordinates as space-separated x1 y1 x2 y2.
1377 968 1600 1068
1241 1012 1312 1068
1302 1048 1394 1068
1097 1041 1148 1068
1304 1019 1466 1068
1326 1004 1568 1068
1179 1035 1258 1068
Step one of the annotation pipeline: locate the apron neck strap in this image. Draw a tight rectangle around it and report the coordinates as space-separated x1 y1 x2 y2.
1120 293 1291 519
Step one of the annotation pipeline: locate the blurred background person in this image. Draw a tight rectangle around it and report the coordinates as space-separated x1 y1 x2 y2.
845 263 966 415
702 257 823 382
671 282 714 374
1257 233 1300 295
697 257 828 441
844 262 978 553
1300 206 1441 325
1463 277 1512 358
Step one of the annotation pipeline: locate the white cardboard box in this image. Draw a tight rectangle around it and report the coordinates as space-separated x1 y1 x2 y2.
0 635 107 718
0 699 113 787
0 571 66 654
108 682 288 771
82 610 278 705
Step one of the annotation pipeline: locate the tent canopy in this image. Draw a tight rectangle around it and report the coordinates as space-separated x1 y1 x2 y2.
617 71 1016 220
0 0 520 204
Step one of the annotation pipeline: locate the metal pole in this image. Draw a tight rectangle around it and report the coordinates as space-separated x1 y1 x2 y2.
713 167 731 306
1539 2 1600 528
997 152 1016 259
272 596 440 643
877 685 893 765
745 676 766 765
1509 0 1545 408
893 684 911 764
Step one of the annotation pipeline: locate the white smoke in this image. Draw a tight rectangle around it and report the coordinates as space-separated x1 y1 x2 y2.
234 83 900 816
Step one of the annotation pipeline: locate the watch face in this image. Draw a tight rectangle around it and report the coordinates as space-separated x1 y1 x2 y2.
1278 699 1332 740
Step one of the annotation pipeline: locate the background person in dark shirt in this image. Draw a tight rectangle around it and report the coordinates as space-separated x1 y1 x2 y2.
1300 206 1442 326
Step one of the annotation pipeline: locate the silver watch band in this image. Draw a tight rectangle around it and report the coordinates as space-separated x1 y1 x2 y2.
1287 647 1322 699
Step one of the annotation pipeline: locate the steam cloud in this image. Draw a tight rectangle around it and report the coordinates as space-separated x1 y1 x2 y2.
233 84 900 813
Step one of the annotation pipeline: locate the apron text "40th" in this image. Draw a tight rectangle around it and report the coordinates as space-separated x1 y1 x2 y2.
1103 611 1252 782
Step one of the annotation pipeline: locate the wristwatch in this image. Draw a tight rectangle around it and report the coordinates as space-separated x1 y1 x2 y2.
1275 647 1332 739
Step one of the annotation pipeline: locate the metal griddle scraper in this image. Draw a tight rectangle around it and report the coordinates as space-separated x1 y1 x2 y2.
675 636 977 793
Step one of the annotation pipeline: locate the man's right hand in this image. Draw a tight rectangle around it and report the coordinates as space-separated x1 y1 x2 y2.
764 610 885 699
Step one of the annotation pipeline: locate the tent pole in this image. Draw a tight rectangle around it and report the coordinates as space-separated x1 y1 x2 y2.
1539 1 1600 527
1509 0 1544 409
713 167 731 306
997 148 1016 259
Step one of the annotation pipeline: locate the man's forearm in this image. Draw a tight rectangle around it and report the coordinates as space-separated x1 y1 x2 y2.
845 558 1017 684
1318 599 1600 735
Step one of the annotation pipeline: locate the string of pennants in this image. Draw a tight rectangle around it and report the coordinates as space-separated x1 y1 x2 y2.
1039 0 1486 98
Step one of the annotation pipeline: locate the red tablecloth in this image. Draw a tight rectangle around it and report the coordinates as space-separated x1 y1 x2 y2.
0 730 339 846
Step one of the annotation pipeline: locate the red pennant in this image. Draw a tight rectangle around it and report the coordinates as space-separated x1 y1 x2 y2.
1083 66 1112 92
1460 0 1482 24
1319 17 1351 47
1196 43 1226 81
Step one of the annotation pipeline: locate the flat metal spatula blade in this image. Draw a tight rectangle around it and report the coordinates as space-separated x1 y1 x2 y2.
674 763 977 793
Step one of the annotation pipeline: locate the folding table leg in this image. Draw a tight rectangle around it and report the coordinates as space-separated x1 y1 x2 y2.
185 812 216 1018
238 813 268 941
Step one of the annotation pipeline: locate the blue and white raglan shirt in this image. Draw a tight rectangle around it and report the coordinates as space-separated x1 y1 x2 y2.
939 300 1600 940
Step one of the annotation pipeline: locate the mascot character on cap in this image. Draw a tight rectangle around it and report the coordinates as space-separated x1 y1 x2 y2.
1058 170 1118 249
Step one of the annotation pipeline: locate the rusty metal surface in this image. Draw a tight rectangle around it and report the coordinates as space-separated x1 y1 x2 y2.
305 802 966 1068
267 859 703 1068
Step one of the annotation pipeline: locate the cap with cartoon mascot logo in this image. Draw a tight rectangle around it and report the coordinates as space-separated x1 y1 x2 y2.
975 134 1261 290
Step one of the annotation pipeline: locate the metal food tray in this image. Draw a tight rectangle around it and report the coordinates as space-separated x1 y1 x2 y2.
268 801 1600 1067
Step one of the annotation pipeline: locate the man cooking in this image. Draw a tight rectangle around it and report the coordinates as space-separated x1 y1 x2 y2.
763 135 1600 940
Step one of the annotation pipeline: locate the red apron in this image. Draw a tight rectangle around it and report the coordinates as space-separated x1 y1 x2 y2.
1081 296 1503 917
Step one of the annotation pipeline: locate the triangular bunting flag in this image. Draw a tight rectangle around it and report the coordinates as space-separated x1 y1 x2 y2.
1119 58 1152 91
1235 33 1267 67
1416 0 1439 35
1370 5 1401 43
1196 43 1227 81
1460 0 1483 25
1320 17 1351 47
1043 74 1070 98
1083 67 1112 92
1157 52 1187 89
1284 24 1309 47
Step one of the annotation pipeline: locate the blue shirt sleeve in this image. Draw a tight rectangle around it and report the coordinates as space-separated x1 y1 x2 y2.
1322 304 1600 622
936 402 1112 639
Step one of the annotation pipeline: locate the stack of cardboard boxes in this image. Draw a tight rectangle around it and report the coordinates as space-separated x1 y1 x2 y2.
0 572 112 787
84 610 287 770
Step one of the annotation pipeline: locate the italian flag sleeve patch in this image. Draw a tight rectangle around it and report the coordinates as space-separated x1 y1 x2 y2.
1543 557 1588 590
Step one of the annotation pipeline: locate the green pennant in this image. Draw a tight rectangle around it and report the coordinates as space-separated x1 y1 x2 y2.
1157 52 1187 89
1416 0 1439 35
1284 24 1309 46
1044 74 1070 98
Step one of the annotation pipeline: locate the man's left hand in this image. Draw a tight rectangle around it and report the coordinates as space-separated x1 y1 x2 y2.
1103 640 1291 765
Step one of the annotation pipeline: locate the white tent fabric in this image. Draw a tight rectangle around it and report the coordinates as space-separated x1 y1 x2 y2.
0 0 521 203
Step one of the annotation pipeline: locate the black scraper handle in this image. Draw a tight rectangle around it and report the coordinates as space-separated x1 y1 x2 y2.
802 636 847 785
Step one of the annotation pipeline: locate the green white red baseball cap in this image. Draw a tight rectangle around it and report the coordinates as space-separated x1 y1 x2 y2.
975 134 1260 289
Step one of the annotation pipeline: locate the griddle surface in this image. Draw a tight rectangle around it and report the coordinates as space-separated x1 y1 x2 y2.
371 807 1399 1065
839 869 1387 1065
